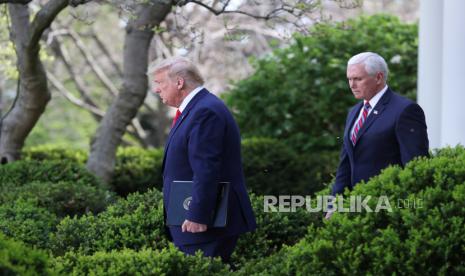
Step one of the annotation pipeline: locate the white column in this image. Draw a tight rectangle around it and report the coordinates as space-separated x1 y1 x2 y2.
417 0 443 149
440 0 465 147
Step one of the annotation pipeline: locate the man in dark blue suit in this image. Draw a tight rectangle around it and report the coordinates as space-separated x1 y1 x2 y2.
150 57 256 262
327 52 429 219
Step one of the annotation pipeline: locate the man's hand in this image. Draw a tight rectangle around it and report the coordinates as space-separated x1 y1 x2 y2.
325 210 334 220
181 220 207 233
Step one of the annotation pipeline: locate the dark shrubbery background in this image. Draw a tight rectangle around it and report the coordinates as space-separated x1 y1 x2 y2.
21 139 330 196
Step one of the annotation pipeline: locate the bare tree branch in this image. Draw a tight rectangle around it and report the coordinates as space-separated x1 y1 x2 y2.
65 27 120 96
89 27 124 78
47 23 152 143
0 0 31 4
47 69 149 145
29 0 69 47
47 26 100 108
47 70 105 118
187 0 286 20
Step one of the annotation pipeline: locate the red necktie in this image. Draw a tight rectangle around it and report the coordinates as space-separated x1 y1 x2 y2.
351 101 371 145
171 109 181 128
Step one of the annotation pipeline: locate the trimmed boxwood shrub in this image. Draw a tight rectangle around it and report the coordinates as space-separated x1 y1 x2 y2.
0 181 111 217
50 188 322 270
23 146 164 196
112 147 164 196
232 193 322 267
24 140 334 197
23 145 87 164
237 146 465 275
0 233 51 275
0 159 114 217
50 188 168 256
52 245 229 275
242 137 338 195
0 159 102 188
0 199 58 249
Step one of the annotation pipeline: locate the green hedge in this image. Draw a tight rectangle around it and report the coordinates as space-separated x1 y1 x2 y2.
242 137 338 195
232 193 321 267
50 189 167 256
24 140 334 196
0 199 58 249
238 146 465 275
0 160 114 248
23 146 164 196
0 181 110 217
52 246 228 275
0 159 101 188
0 160 113 218
112 147 164 196
23 145 87 164
50 188 318 265
0 233 51 275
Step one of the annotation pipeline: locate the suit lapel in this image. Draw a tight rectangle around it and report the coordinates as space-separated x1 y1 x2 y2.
354 89 393 143
162 89 209 173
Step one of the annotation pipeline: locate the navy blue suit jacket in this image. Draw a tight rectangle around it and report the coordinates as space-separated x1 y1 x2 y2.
162 89 257 245
332 88 429 195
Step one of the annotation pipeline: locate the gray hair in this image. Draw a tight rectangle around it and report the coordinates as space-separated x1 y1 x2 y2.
348 52 389 82
148 56 204 86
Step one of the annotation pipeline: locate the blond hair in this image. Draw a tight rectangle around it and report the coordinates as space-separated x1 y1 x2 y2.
148 57 204 86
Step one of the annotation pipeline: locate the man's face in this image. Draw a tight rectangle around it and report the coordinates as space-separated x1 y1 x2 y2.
346 63 382 101
153 70 182 107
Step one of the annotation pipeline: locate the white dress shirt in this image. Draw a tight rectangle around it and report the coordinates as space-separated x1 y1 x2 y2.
179 86 204 113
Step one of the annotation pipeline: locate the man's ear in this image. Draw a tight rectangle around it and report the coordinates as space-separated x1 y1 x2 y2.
376 72 384 84
177 77 185 90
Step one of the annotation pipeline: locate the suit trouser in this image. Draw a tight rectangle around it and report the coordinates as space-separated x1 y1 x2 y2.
175 235 239 263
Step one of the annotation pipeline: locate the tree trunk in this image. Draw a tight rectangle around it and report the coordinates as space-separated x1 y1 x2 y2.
86 1 172 183
0 5 50 163
0 0 81 163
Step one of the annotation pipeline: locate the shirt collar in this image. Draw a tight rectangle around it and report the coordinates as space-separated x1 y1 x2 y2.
366 85 388 109
179 86 204 113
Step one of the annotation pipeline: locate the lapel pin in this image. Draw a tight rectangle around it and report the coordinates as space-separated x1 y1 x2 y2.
373 110 378 115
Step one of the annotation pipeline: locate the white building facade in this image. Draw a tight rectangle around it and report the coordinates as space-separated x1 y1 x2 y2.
418 0 465 149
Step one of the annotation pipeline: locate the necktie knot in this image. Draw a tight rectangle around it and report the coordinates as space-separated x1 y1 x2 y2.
364 101 371 110
171 109 181 128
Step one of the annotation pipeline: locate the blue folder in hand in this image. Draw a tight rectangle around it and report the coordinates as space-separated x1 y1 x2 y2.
166 181 230 227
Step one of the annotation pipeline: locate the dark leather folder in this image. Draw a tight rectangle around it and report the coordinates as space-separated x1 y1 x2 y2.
166 181 230 227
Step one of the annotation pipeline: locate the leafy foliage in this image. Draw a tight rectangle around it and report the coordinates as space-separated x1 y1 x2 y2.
49 189 167 256
0 159 102 188
52 246 229 275
232 193 322 267
112 147 164 196
24 139 333 197
0 181 110 217
0 233 51 276
22 146 164 196
242 137 337 195
0 199 58 249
